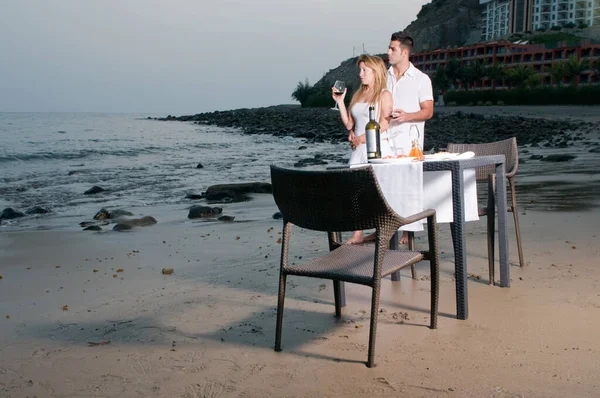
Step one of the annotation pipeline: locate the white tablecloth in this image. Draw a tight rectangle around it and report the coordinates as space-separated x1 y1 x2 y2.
353 162 479 231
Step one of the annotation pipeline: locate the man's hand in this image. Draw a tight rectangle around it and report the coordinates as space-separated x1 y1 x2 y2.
390 109 410 123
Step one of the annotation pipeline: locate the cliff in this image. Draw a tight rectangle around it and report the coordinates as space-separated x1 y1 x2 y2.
406 0 484 52
314 0 484 89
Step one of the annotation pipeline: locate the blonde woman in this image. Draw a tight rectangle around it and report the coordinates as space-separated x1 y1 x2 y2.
332 54 393 244
332 54 393 166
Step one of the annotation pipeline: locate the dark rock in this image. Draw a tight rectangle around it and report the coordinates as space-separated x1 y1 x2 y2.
113 223 133 231
80 220 109 227
83 226 103 231
188 205 223 219
272 212 283 220
68 170 79 176
185 193 204 200
0 208 25 220
203 182 271 203
196 163 204 169
294 158 329 168
298 146 308 150
589 147 600 153
529 155 544 160
113 216 157 230
25 206 51 215
84 186 105 195
93 208 134 220
540 154 576 162
218 215 235 222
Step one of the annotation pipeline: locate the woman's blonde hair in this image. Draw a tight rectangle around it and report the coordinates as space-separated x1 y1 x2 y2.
349 54 388 110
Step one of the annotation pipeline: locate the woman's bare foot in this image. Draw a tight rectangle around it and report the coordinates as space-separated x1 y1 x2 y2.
363 232 376 242
399 231 409 244
346 231 364 245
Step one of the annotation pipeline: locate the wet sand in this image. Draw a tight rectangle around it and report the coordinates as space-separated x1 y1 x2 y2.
1 192 600 397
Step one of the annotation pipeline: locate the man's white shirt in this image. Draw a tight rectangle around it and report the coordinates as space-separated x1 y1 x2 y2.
386 63 433 154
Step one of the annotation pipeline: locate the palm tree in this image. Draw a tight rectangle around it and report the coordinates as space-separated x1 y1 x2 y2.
291 78 312 107
563 54 590 87
550 62 565 86
467 60 488 89
432 66 451 95
485 63 507 90
507 65 537 89
444 58 462 90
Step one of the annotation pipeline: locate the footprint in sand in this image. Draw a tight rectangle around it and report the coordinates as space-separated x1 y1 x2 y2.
182 380 236 398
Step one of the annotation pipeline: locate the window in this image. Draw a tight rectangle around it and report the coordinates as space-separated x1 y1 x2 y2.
570 12 573 17
552 5 555 10
536 15 539 20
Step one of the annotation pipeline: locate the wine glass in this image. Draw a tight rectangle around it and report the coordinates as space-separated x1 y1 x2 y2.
331 80 345 110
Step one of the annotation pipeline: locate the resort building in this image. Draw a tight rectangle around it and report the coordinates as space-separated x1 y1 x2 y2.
410 39 600 88
481 0 534 41
531 0 598 30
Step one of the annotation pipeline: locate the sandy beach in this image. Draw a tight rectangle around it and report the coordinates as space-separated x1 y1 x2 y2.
2 105 600 397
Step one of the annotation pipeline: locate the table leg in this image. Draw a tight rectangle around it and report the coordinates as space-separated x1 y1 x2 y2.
450 166 468 320
496 163 510 288
390 232 401 281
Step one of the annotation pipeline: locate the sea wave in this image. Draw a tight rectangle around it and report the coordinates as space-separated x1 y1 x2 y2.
0 146 167 162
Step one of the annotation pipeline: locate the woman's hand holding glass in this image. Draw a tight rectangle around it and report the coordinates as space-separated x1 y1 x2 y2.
331 80 346 110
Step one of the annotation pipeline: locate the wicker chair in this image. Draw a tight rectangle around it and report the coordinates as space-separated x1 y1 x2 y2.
447 137 524 284
270 165 440 368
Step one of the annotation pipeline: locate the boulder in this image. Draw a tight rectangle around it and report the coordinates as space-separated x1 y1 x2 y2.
540 154 576 162
26 206 51 215
0 208 25 220
217 215 235 222
188 205 223 219
203 182 271 203
113 216 157 231
84 186 105 195
185 193 203 200
272 212 283 220
93 208 134 220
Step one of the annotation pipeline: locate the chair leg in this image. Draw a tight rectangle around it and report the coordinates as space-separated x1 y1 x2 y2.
366 282 382 368
274 273 287 352
510 179 525 268
487 174 496 285
408 232 417 279
427 215 440 329
333 281 344 318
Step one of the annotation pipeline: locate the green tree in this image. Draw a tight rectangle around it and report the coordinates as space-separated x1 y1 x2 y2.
485 63 507 89
466 60 487 89
432 66 451 94
507 65 537 89
445 57 462 90
291 78 313 107
550 62 565 86
563 54 590 87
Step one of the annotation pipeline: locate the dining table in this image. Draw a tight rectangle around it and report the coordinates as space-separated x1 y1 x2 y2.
343 154 510 320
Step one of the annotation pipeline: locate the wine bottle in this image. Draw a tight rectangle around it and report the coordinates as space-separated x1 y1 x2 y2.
365 106 381 159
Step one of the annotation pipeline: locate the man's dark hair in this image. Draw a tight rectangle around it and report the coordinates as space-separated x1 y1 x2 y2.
390 31 414 52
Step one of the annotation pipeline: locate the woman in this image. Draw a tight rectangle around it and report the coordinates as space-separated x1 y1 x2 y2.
332 54 393 166
332 54 393 244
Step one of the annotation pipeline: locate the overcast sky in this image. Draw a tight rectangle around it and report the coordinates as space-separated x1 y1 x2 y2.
0 0 429 114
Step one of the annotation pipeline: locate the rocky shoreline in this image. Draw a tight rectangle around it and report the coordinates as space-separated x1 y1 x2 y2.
158 105 600 152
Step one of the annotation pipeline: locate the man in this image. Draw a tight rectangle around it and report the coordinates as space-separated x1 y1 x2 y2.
387 32 434 244
387 31 434 155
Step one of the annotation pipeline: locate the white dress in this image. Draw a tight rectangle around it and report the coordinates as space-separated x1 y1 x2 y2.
348 102 392 165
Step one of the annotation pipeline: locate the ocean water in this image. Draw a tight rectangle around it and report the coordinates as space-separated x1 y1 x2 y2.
0 113 345 230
